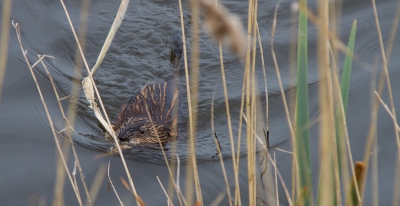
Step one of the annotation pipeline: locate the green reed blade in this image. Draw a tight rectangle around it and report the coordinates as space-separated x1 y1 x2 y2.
339 20 358 206
340 20 357 114
336 19 357 175
295 0 313 204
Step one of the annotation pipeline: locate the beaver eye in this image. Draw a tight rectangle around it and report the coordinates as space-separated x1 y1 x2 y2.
139 129 145 134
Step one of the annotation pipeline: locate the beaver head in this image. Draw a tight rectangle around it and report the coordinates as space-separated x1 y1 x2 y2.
112 80 180 145
114 117 171 144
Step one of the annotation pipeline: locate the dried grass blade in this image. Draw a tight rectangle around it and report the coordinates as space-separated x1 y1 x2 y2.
108 161 124 206
86 165 107 206
120 177 146 206
156 176 173 206
59 0 139 204
89 0 130 76
12 22 83 206
211 92 232 206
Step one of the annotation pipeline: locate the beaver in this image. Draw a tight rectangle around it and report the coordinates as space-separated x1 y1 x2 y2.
111 33 185 144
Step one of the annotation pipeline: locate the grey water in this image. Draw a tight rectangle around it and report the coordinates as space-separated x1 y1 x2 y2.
1 0 399 205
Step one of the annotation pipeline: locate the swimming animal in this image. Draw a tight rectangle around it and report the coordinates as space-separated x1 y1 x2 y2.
111 33 184 144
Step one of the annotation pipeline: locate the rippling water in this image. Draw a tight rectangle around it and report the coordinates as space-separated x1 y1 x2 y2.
1 0 400 205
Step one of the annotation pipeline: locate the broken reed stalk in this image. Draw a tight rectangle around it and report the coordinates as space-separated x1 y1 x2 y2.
58 1 140 205
211 92 233 206
108 161 124 206
12 22 83 206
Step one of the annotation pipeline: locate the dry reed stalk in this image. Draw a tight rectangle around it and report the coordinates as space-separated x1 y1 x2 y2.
211 92 233 206
86 165 107 206
234 63 246 205
275 147 293 155
0 0 12 101
384 2 400 61
393 161 400 206
250 2 258 203
288 6 299 200
175 154 188 206
361 68 384 203
54 149 69 206
328 48 361 204
209 190 227 206
108 161 124 206
175 2 190 206
242 114 293 205
157 176 173 206
39 56 74 133
328 0 342 68
12 22 83 206
273 150 280 206
38 56 93 205
177 0 203 204
372 119 379 206
210 0 242 203
371 0 400 162
270 1 295 152
372 1 400 204
244 0 257 204
374 92 400 132
188 0 203 203
57 0 95 204
317 0 337 205
89 1 130 76
120 178 146 206
142 102 184 206
328 45 346 206
270 4 297 204
58 1 141 205
72 162 82 204
255 18 269 146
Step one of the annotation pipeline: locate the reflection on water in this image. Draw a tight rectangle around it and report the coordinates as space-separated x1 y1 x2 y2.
1 0 400 205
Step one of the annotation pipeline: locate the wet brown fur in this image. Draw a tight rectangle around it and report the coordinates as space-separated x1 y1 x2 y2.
112 80 180 144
